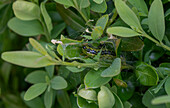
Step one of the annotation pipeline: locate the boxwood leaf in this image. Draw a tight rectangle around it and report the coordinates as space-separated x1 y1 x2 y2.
152 95 170 105
148 0 165 42
80 0 90 9
128 0 148 16
101 58 121 77
44 89 53 108
1 51 56 68
84 68 112 88
77 96 98 108
13 1 40 20
90 0 107 13
51 76 67 90
40 2 53 34
25 70 48 84
91 26 103 40
54 0 74 7
78 88 97 100
93 0 103 4
24 83 47 101
8 17 44 36
165 77 170 95
115 0 142 31
98 86 115 108
107 27 140 37
29 38 48 55
96 14 109 30
135 62 159 86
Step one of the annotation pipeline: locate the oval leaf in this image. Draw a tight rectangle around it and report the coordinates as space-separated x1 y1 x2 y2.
84 69 112 88
165 77 170 95
91 26 103 40
101 58 121 77
25 70 48 84
115 0 142 30
1 51 56 68
135 62 159 86
107 27 140 37
51 76 67 90
96 14 109 30
8 17 44 36
148 0 165 42
24 83 47 101
13 1 40 20
90 0 107 13
98 86 115 108
78 88 97 100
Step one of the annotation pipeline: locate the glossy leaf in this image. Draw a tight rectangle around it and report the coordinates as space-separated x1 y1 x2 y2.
148 0 165 42
25 70 47 84
1 51 56 68
101 58 121 77
8 17 44 36
24 83 47 101
29 38 48 55
107 27 140 37
80 0 90 9
40 2 53 34
121 37 144 51
165 77 170 95
84 68 112 88
13 1 40 20
93 0 103 4
96 14 109 30
115 0 142 31
66 66 85 73
135 62 159 86
98 86 115 108
77 96 98 108
78 88 97 100
91 26 103 40
51 76 67 90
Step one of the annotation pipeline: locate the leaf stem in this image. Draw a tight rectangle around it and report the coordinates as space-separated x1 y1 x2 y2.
142 33 170 51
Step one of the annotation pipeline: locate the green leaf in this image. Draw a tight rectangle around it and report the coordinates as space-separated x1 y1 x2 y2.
25 70 48 84
13 1 40 20
21 92 45 108
24 83 47 101
114 0 142 31
148 0 165 42
77 96 98 108
54 0 74 7
45 65 55 78
90 0 107 13
66 66 85 73
112 91 124 108
128 0 148 16
51 76 67 90
29 38 48 55
152 76 168 94
93 0 103 4
98 86 115 108
56 3 85 32
152 95 170 105
84 68 112 88
8 17 44 36
78 88 97 100
96 14 109 30
101 58 121 77
44 89 53 108
56 90 72 108
40 2 53 34
165 77 170 95
121 37 144 51
107 27 140 37
1 51 56 68
91 26 103 40
80 0 90 9
135 62 159 86
51 23 66 38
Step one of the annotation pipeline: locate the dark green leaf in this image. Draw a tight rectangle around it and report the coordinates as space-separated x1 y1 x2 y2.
90 0 107 13
165 77 170 95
